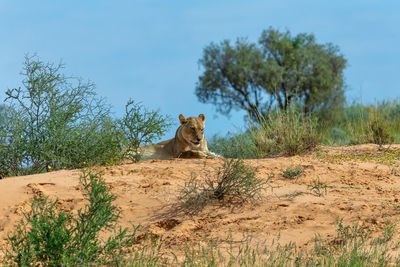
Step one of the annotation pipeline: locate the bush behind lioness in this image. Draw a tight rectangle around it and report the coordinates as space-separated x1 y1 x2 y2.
140 114 215 160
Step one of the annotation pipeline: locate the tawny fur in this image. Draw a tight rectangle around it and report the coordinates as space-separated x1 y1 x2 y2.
140 114 215 160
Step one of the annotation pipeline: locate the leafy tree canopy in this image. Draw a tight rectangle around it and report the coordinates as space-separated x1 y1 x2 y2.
196 27 347 121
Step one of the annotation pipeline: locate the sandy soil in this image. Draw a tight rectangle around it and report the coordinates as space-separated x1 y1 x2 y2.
1 144 400 259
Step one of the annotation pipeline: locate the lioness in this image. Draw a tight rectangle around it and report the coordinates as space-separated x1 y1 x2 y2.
140 114 215 160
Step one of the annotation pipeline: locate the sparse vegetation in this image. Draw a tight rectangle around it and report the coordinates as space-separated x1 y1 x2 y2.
307 178 328 197
3 171 137 266
369 107 395 149
209 100 400 160
209 105 322 159
251 106 322 157
120 99 171 162
120 220 400 266
179 159 268 214
282 165 304 179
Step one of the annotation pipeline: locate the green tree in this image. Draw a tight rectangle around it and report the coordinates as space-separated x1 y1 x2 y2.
196 27 347 121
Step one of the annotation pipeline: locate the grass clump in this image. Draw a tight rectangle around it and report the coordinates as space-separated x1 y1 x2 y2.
251 106 321 157
307 178 328 197
368 107 395 149
175 220 400 266
2 171 136 266
282 165 304 179
179 159 267 214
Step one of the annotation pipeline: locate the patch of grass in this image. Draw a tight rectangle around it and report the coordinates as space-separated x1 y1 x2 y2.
2 171 137 266
316 148 400 166
373 222 396 245
208 132 258 159
251 105 321 157
307 178 328 197
179 159 268 214
169 220 400 266
323 100 400 146
282 165 304 179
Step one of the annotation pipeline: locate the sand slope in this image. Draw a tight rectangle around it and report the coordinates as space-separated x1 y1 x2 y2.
1 144 400 258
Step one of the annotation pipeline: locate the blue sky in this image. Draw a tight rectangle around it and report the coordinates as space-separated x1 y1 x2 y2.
1 0 399 140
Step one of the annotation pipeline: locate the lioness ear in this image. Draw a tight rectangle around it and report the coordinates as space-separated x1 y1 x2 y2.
198 114 206 122
179 114 187 124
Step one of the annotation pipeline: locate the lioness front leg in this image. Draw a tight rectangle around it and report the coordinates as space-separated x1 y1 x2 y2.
178 150 213 159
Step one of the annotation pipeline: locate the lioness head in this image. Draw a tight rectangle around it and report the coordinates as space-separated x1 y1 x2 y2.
178 114 206 147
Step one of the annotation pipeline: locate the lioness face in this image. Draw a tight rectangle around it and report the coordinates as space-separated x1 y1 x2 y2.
179 114 206 147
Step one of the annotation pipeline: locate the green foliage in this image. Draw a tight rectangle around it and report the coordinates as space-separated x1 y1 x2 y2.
323 100 400 146
368 107 395 148
179 159 267 214
251 106 321 156
282 165 304 179
208 106 321 159
0 55 123 176
3 171 136 266
208 132 258 159
56 119 124 169
196 27 346 121
208 159 266 201
120 99 171 162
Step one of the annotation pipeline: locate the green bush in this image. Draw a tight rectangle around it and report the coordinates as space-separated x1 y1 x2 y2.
179 159 267 214
251 106 321 156
0 55 124 176
120 99 171 162
368 107 395 148
3 171 136 265
52 118 124 169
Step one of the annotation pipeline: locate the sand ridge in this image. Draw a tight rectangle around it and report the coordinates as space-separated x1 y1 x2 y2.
1 144 400 257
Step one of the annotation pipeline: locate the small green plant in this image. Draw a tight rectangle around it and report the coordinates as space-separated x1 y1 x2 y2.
307 178 328 197
282 165 304 179
179 159 268 214
3 171 136 265
120 99 171 162
284 191 304 199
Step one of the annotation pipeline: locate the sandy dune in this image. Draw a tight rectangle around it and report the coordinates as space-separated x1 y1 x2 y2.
1 144 400 259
